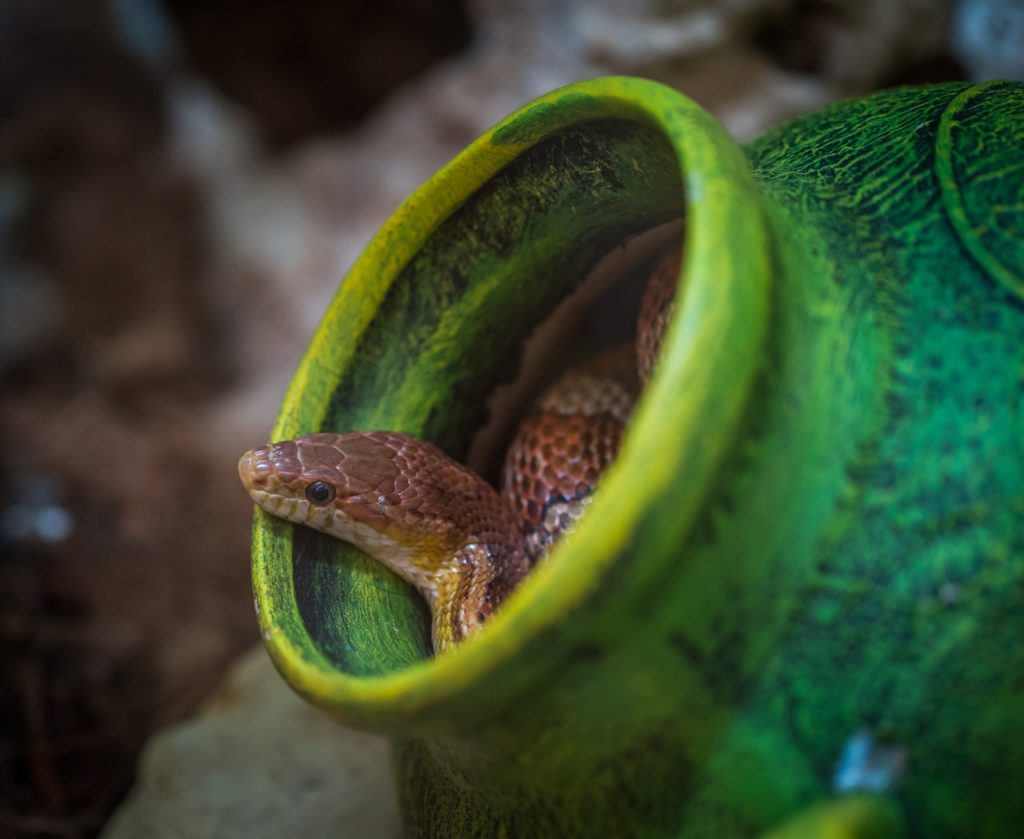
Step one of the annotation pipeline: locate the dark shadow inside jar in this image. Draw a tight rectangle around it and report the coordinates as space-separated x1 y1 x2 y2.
292 117 685 676
465 218 683 484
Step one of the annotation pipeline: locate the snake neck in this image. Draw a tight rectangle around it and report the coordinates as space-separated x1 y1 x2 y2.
430 541 531 653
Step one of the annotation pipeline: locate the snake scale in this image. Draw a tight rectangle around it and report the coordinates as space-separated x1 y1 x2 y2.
239 243 681 652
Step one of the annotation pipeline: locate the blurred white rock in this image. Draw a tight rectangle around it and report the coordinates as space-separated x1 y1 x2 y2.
102 649 402 839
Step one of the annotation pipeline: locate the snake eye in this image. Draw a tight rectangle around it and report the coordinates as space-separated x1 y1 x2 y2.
305 481 335 505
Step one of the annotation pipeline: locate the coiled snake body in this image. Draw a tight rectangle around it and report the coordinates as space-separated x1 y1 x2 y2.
239 244 680 652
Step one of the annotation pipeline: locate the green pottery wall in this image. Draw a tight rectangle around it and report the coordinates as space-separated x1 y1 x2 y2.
249 78 1024 837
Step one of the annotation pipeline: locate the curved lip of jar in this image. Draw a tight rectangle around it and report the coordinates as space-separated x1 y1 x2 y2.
250 75 774 731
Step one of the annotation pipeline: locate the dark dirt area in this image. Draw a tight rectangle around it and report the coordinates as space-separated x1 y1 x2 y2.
0 1 470 835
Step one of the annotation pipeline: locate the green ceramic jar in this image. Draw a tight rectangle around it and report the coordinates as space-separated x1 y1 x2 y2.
250 78 1024 837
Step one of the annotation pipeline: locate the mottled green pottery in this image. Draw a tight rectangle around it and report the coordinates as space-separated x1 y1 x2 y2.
250 78 1024 837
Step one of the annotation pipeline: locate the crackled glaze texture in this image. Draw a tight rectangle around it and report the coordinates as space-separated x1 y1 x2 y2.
249 79 1024 838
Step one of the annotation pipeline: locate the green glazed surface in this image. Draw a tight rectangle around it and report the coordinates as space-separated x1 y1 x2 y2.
250 78 1024 837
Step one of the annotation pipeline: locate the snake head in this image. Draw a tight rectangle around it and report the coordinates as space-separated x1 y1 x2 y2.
238 431 524 597
239 431 396 526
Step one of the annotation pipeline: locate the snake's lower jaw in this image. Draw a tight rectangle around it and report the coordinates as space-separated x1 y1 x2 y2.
245 487 312 529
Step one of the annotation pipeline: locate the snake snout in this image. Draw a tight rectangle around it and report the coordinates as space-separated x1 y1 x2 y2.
237 448 272 492
238 442 322 529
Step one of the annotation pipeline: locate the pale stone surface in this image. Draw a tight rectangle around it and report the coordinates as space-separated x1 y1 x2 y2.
102 649 402 839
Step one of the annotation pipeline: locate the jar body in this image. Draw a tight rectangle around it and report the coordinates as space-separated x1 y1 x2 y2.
250 80 1024 838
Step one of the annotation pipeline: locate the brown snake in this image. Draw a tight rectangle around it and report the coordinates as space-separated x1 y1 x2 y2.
239 244 680 652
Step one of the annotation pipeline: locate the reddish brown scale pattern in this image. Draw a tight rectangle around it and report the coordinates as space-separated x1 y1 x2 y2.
252 432 499 539
637 243 682 383
501 345 639 563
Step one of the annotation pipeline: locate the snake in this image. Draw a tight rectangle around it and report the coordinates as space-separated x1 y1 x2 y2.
238 243 681 653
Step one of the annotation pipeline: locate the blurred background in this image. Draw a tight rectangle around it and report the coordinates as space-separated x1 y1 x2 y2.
0 0 1021 835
